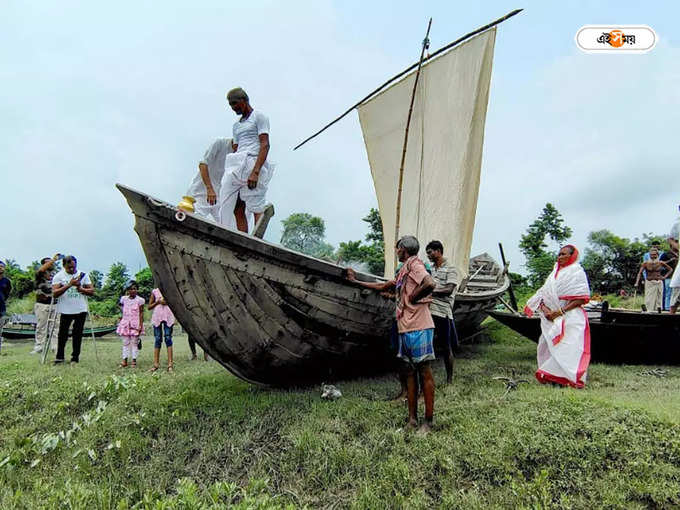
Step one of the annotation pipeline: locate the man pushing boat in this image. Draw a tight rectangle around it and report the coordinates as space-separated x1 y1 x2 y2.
219 87 275 233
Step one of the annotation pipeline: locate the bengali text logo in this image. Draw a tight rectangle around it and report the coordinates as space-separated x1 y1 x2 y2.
576 26 656 53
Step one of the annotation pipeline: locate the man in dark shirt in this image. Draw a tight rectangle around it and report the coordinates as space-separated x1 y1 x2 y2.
31 254 61 354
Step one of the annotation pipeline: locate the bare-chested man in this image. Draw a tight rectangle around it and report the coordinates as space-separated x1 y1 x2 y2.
635 247 673 312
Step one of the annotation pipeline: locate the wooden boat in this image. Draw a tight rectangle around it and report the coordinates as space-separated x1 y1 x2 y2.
1 314 118 340
118 185 508 385
117 12 520 386
489 305 680 365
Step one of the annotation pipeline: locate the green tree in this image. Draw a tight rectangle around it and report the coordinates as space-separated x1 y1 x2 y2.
280 213 335 260
581 230 647 293
519 204 572 288
3 259 35 298
134 267 154 300
89 270 103 290
336 209 385 276
101 262 130 300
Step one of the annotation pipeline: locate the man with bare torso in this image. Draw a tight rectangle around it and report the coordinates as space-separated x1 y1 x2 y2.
635 248 673 312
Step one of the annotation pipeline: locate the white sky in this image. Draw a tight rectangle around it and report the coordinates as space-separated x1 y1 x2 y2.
2 1 678 275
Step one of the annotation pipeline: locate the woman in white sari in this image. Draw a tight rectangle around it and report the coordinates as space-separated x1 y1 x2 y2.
524 245 591 388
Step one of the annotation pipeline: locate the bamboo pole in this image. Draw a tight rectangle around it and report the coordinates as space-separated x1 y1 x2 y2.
394 18 432 268
293 9 522 151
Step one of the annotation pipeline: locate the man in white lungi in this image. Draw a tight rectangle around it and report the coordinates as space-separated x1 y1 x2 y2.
185 137 235 224
220 87 274 233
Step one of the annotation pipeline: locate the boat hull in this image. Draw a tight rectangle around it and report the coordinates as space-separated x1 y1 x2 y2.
118 184 509 386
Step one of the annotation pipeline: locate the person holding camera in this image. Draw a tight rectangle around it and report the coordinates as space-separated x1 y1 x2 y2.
31 254 61 354
52 255 94 364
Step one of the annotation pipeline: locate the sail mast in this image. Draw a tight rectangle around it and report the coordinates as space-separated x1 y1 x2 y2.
293 8 522 151
394 18 432 266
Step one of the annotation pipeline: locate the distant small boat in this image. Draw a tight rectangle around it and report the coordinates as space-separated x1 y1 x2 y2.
1 314 118 340
490 303 680 365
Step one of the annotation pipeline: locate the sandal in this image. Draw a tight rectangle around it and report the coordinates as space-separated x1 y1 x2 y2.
131 359 137 368
167 364 174 373
119 360 128 368
149 365 160 373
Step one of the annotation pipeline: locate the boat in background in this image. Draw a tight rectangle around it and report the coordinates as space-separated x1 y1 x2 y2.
490 302 680 365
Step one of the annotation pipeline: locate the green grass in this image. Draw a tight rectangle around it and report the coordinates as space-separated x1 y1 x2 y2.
1 322 679 509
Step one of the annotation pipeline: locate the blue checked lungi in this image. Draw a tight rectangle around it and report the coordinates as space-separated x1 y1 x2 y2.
397 328 435 364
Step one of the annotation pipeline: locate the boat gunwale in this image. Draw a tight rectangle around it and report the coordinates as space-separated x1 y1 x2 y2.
116 183 510 298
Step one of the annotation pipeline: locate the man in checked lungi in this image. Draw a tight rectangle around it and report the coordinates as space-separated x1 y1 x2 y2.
346 235 437 433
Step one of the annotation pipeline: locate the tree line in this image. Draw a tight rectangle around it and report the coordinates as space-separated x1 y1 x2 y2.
5 204 662 316
3 260 154 318
516 203 670 294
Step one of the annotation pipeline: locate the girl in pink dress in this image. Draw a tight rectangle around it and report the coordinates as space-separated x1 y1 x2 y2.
148 288 176 372
116 281 145 368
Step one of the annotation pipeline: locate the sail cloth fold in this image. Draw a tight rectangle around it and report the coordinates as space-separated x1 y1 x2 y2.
357 29 496 277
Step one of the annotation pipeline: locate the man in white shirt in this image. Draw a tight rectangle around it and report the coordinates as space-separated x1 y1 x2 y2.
52 255 94 363
219 88 275 232
185 138 235 224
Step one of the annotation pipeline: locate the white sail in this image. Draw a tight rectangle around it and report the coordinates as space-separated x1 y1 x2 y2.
358 29 496 277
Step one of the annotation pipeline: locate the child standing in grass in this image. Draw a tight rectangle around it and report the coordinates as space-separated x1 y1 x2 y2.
117 281 145 368
148 287 175 372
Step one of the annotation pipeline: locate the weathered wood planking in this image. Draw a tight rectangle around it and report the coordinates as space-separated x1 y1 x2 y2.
117 184 509 386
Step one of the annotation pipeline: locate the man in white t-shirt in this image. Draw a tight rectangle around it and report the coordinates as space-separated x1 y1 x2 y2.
185 137 235 224
52 255 94 363
219 87 275 232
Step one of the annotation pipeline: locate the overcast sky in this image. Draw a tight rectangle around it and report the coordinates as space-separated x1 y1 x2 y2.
2 1 678 276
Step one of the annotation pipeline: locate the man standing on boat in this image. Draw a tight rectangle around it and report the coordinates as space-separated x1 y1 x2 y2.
219 88 274 233
31 254 61 354
346 236 437 433
185 137 236 224
52 256 94 364
425 240 460 384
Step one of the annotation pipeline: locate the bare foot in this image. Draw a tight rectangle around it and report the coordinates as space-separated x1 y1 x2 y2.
405 419 418 431
417 422 432 435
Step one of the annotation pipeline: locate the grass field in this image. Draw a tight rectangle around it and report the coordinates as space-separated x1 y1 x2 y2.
1 321 679 509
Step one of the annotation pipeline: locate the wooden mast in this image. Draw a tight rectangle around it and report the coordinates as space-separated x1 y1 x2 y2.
394 18 432 267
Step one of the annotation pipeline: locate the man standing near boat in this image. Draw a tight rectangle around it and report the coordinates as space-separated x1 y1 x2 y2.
425 240 460 384
346 236 437 433
31 254 61 354
635 247 673 313
52 256 94 364
219 87 274 233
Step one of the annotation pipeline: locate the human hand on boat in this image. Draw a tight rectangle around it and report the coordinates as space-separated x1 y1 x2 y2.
206 187 217 205
247 169 260 189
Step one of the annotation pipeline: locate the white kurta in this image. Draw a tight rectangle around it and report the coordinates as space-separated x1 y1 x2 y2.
525 262 591 388
186 138 234 225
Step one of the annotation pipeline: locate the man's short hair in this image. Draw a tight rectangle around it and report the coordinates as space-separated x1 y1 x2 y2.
397 235 420 256
0 261 5 267
227 87 249 103
63 255 77 265
425 240 444 253
40 257 51 264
